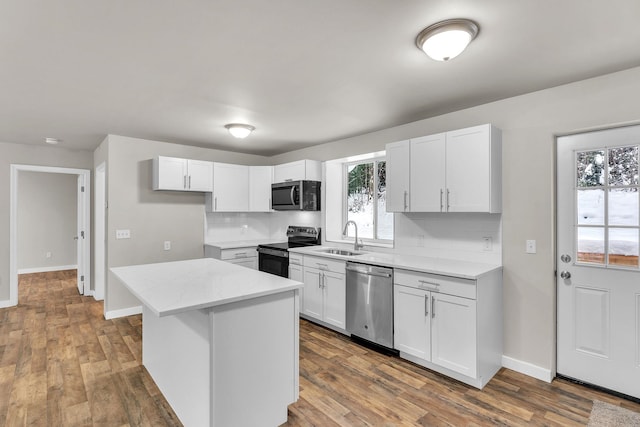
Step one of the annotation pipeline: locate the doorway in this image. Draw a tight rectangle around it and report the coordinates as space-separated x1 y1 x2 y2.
556 125 640 399
9 165 91 306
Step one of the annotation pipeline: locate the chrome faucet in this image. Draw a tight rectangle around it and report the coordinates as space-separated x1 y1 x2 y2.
343 220 364 251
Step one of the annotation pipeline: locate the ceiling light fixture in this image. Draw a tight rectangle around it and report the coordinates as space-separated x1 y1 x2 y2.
225 123 255 139
45 137 61 145
416 18 479 61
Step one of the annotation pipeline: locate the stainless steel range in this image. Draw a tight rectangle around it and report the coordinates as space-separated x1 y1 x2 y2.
257 226 321 278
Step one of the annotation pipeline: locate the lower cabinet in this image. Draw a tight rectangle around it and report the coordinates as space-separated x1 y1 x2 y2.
393 268 502 389
204 245 257 270
299 255 346 332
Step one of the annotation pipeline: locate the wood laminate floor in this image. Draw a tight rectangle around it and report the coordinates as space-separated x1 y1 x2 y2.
2 271 639 426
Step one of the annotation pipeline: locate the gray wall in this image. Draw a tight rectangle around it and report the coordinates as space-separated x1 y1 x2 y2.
0 142 93 301
17 171 77 271
103 135 269 315
269 66 640 374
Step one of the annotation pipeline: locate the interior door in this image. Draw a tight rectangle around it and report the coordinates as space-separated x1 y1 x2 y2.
557 125 640 399
76 174 86 294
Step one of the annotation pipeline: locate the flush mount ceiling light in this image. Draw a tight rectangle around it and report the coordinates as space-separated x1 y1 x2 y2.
45 137 61 145
224 123 255 139
416 18 479 61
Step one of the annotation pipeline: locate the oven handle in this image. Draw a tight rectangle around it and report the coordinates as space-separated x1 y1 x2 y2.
257 247 289 258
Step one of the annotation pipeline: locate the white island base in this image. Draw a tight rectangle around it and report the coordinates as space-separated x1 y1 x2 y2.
143 291 298 427
111 258 302 427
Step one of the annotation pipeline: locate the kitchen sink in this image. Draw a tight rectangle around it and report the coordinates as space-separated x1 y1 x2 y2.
317 248 365 256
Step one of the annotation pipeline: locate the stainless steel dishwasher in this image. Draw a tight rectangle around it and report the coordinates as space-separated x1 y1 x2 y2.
346 262 394 350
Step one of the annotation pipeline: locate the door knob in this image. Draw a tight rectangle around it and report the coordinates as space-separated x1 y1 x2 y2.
560 271 571 279
560 254 571 263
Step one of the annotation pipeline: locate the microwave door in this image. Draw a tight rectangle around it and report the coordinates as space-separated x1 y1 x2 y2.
272 184 299 210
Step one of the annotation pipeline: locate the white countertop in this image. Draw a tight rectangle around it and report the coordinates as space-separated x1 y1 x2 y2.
111 258 302 317
204 239 276 250
289 246 501 280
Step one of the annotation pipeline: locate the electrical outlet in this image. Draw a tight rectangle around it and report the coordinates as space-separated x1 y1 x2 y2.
482 237 492 251
46 252 52 258
116 229 131 239
526 240 537 254
164 241 171 251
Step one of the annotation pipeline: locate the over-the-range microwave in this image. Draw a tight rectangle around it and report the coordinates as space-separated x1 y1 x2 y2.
271 180 321 211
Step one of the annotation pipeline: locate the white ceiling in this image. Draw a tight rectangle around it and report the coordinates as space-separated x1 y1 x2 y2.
2 1 640 156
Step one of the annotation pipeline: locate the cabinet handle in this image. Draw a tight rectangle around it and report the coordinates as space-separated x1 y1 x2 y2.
214 197 217 211
432 296 435 318
424 295 429 316
440 189 444 212
234 252 247 258
188 175 191 189
318 273 322 289
322 272 326 289
316 263 328 270
183 175 187 189
446 189 450 211
403 190 408 211
418 280 440 289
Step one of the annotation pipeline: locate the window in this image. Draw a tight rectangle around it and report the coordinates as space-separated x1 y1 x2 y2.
343 159 393 243
576 145 639 268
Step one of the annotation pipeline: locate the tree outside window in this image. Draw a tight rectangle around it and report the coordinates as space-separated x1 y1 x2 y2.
344 159 393 242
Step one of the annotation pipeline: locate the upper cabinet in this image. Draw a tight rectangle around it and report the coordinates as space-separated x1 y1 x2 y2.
153 156 213 192
249 166 273 212
273 160 321 182
207 163 250 212
386 124 502 213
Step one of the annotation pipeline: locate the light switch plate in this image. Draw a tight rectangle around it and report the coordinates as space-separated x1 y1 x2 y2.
526 239 536 254
164 241 171 251
482 237 492 251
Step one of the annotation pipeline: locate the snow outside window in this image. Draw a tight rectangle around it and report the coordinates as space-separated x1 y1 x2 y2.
576 145 639 268
343 159 393 243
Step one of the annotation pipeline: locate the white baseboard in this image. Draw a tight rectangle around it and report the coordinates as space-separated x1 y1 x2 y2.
18 265 78 274
502 355 553 383
105 305 142 320
0 299 16 308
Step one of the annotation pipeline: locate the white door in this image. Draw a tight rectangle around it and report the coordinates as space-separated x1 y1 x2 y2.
385 140 410 212
213 163 249 211
76 175 86 294
393 285 431 359
431 293 477 377
446 124 491 212
322 271 346 329
157 156 187 190
557 125 640 399
302 268 323 320
410 134 446 212
249 166 273 212
187 159 213 191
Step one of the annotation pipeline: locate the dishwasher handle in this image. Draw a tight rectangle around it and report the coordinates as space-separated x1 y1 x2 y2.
345 264 392 278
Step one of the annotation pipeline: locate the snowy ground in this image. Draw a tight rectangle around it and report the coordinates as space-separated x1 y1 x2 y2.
577 189 638 256
346 198 393 241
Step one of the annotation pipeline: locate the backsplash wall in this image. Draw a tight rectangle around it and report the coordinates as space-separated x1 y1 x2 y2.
204 211 322 243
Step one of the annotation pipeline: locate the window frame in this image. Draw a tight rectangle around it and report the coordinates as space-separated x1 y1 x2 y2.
342 157 393 245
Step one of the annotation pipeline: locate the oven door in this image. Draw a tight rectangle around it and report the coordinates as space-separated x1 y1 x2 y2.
257 248 289 278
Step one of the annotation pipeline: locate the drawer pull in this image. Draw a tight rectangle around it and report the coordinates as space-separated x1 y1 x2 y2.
419 280 440 288
234 252 247 258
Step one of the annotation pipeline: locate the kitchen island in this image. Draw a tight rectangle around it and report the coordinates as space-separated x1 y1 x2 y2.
111 258 303 427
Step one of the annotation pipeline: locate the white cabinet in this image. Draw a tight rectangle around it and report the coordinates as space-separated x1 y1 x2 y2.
249 166 273 212
386 124 501 213
393 268 501 389
153 156 213 192
273 160 321 182
300 255 346 331
204 245 257 270
206 163 249 212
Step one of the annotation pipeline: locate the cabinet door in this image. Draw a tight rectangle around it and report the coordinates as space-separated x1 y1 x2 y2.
410 134 446 212
302 268 323 320
155 156 187 190
322 271 346 330
187 160 213 191
212 163 249 211
385 140 411 212
289 263 304 311
431 293 477 378
445 125 491 212
249 166 273 212
273 161 305 183
393 285 431 360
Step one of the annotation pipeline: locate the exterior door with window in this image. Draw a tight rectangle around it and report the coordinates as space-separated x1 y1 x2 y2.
557 125 640 399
